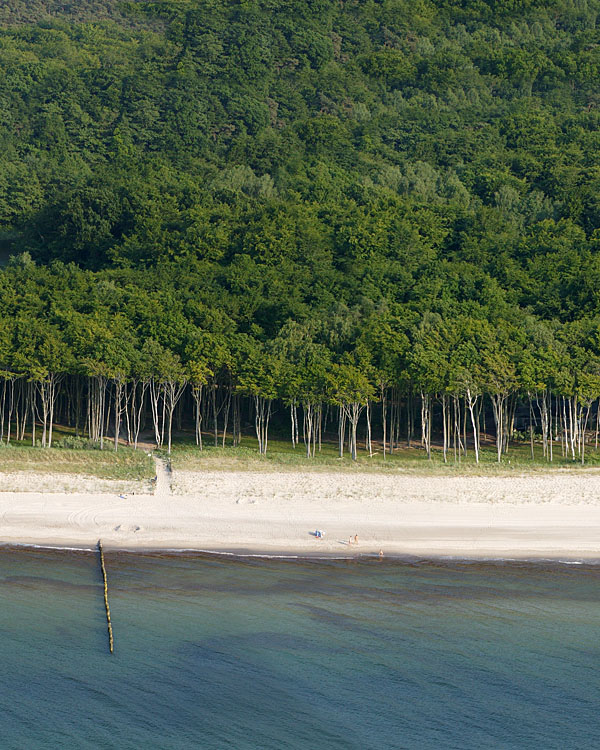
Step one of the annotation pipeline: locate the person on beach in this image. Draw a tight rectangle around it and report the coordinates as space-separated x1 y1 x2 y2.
354 534 359 545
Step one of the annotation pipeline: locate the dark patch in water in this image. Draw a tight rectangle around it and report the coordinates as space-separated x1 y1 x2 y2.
0 575 96 592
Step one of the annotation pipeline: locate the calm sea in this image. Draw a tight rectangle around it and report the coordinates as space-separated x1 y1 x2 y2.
1 548 599 749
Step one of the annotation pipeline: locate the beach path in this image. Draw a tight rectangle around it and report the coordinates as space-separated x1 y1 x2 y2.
154 457 172 496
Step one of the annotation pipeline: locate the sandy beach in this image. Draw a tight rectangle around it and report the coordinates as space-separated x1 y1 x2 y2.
1 463 600 559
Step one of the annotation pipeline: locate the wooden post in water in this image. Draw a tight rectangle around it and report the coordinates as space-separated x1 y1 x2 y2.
98 540 114 654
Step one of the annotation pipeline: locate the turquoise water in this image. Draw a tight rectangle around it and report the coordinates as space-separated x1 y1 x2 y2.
1 549 599 749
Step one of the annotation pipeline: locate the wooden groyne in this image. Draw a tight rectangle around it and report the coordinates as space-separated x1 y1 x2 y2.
98 540 114 654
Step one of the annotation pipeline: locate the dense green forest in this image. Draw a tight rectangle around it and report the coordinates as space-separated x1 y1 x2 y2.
1 0 600 462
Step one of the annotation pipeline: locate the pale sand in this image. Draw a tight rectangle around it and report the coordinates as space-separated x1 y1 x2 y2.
2 465 600 558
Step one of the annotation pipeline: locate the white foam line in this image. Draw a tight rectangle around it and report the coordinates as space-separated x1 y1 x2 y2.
1 542 95 552
158 548 354 560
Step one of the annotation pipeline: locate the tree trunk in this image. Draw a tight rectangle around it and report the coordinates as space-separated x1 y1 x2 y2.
442 394 448 463
420 392 432 459
528 394 535 460
149 379 163 447
113 378 125 452
582 402 592 465
212 384 218 447
465 388 480 464
290 400 297 448
233 394 241 447
6 378 14 444
338 405 346 458
222 388 231 448
407 389 414 448
164 379 187 455
490 392 507 463
254 395 272 455
36 374 62 449
192 385 203 449
381 386 387 460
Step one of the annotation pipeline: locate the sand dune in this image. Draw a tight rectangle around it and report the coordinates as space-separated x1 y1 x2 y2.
1 468 600 558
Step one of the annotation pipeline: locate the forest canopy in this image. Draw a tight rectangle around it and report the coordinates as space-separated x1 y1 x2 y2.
1 0 600 460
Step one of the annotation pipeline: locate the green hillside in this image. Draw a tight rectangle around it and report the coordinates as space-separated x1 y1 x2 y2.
0 0 599 461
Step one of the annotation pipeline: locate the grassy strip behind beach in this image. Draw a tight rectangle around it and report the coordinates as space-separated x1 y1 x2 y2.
0 431 598 481
167 436 600 475
0 443 154 481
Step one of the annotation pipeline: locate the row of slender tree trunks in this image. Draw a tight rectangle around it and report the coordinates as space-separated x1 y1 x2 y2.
0 375 598 463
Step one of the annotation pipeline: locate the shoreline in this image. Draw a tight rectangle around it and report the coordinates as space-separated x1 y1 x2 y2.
1 469 600 560
3 540 600 565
